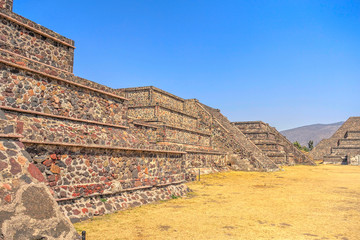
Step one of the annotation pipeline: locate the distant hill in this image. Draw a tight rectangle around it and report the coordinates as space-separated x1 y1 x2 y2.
280 122 344 146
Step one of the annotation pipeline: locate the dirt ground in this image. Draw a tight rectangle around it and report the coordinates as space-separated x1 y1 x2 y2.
74 165 360 240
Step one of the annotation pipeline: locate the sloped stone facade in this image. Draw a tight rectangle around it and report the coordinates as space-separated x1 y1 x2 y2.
233 121 314 166
310 117 360 163
0 0 294 238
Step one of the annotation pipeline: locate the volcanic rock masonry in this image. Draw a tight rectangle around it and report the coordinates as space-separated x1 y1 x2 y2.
0 1 314 239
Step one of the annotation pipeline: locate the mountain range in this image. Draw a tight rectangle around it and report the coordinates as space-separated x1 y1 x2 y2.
280 121 344 146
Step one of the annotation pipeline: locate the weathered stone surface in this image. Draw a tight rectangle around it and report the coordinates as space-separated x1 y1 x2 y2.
50 164 61 174
0 132 79 239
22 185 56 219
28 163 46 182
0 184 80 240
9 158 21 175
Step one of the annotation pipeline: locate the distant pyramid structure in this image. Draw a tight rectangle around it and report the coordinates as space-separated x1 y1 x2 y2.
233 121 314 166
310 117 360 165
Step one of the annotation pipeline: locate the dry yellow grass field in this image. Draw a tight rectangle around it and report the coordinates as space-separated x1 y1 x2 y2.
74 165 360 240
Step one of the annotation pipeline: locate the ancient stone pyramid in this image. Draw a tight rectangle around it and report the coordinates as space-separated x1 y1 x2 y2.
310 117 360 165
233 121 314 166
0 0 321 238
120 87 279 171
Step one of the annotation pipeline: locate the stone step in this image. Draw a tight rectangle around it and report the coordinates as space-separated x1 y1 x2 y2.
266 151 286 163
252 139 279 145
233 121 263 130
243 132 277 141
345 131 360 139
323 155 347 165
331 147 360 155
338 139 360 147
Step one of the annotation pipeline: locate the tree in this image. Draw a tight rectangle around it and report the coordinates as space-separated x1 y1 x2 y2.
308 140 314 151
293 141 302 150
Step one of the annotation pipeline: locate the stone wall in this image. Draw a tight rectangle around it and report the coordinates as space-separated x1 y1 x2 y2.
0 7 196 225
0 0 12 11
0 64 127 126
153 90 184 112
0 6 75 72
0 111 80 239
185 152 227 170
163 127 211 146
24 144 186 199
58 183 189 223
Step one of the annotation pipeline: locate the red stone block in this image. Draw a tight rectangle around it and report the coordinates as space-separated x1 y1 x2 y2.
82 208 88 214
10 158 21 175
50 154 57 160
28 163 46 182
47 175 56 182
49 182 57 187
15 141 24 149
42 159 52 167
2 183 11 190
65 158 72 166
4 194 11 203
16 121 24 134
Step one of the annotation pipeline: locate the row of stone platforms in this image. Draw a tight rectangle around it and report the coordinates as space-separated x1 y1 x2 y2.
233 121 313 166
0 0 311 238
121 87 283 171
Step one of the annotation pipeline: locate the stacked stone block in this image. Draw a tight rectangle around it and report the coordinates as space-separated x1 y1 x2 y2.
233 121 314 166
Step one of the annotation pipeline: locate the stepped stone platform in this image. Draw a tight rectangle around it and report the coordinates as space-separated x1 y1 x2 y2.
120 87 279 172
311 117 360 165
233 121 314 166
0 0 317 238
0 1 278 238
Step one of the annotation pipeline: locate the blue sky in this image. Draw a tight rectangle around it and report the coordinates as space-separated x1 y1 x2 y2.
15 0 360 130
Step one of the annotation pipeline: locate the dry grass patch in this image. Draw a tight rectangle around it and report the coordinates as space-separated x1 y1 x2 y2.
74 165 360 240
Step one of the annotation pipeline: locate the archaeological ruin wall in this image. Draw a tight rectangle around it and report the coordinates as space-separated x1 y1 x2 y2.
122 87 231 174
0 2 192 232
0 109 80 239
0 0 286 237
310 117 360 165
233 121 314 166
122 87 279 172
